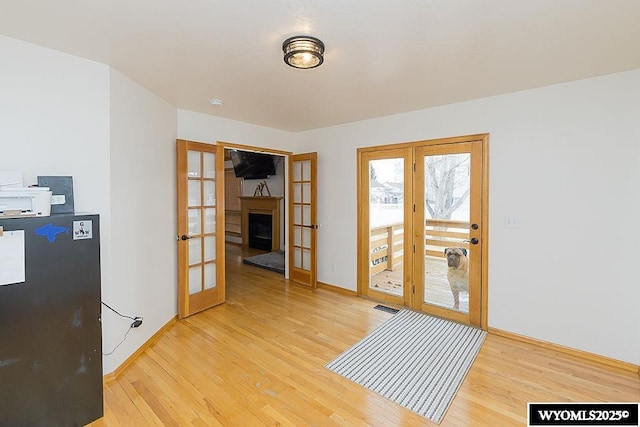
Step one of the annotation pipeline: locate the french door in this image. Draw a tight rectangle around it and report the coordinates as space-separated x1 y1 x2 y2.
176 140 225 318
288 153 318 287
358 134 488 328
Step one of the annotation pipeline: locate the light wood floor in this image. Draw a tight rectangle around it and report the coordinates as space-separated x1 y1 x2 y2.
99 244 640 426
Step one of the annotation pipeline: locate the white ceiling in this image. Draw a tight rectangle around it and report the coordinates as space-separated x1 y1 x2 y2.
1 1 639 131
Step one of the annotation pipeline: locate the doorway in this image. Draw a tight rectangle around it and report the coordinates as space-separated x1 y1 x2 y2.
223 146 287 276
357 134 489 328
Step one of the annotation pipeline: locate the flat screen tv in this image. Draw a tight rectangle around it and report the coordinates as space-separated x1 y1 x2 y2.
230 150 277 179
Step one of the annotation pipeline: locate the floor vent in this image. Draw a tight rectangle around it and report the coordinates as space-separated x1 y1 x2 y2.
373 304 399 314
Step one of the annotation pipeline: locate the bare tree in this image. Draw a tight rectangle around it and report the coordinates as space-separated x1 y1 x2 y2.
424 154 470 219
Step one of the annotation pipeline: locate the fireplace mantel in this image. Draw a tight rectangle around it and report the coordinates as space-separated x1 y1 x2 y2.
240 196 283 251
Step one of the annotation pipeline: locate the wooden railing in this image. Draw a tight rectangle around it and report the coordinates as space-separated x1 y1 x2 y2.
369 219 470 275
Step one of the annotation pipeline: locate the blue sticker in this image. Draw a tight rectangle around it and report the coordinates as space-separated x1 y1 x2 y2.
34 223 69 243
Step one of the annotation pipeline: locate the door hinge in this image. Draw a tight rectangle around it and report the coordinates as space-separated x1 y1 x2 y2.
413 244 415 253
412 285 415 294
413 163 416 172
413 204 416 212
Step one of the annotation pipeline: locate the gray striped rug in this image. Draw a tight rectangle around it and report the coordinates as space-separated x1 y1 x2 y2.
325 309 486 424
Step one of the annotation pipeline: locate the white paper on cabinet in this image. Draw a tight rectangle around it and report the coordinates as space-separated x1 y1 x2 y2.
0 230 26 286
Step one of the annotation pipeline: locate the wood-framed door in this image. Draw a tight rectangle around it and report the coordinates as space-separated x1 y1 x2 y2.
413 139 486 327
176 139 226 319
358 147 413 306
288 153 318 287
357 134 489 329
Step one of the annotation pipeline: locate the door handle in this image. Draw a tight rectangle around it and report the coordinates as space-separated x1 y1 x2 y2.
301 224 318 229
469 237 479 245
179 235 191 241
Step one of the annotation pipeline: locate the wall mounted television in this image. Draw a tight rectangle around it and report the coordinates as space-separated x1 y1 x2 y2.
230 150 277 180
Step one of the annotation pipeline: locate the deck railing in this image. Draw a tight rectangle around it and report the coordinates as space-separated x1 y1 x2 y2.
369 219 470 274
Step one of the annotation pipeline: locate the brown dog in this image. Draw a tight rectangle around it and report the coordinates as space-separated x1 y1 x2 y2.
444 247 469 310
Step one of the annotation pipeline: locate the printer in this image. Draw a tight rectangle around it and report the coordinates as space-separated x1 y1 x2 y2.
0 187 53 217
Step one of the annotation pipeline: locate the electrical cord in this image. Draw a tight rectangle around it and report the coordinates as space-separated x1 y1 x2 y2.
102 327 133 356
101 301 143 355
101 301 137 321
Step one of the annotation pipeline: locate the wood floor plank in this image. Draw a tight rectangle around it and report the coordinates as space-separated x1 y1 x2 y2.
100 244 640 426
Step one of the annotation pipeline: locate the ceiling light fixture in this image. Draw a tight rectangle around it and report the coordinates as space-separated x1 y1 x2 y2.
282 36 325 69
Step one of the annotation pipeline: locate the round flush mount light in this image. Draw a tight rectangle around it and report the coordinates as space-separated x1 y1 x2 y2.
282 36 325 69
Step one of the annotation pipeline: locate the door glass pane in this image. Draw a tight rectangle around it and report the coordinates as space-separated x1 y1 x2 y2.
294 247 302 268
189 238 201 265
188 266 202 294
302 205 311 226
303 249 311 270
204 236 216 262
204 263 216 289
294 226 301 246
203 152 216 178
293 161 302 181
203 208 215 234
293 206 301 225
187 151 201 177
423 153 471 313
188 180 201 207
204 180 215 206
293 183 302 203
188 209 201 236
368 158 404 296
302 228 311 248
302 183 311 203
302 160 311 181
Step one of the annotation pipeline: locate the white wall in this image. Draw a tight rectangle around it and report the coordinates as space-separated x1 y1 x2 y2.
0 35 111 214
0 35 115 369
177 110 297 153
0 35 180 374
297 69 640 365
105 69 177 373
178 111 296 252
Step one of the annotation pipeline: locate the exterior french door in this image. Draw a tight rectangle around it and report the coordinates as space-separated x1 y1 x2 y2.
358 134 488 328
358 148 413 307
176 140 226 318
414 140 485 326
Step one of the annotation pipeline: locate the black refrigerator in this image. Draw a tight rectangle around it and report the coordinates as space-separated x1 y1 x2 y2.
0 214 103 426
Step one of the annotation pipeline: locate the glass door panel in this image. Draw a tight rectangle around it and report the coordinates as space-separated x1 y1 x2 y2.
423 152 471 312
368 158 405 297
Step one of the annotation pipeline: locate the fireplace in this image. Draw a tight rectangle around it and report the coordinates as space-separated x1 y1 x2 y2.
248 213 272 251
240 196 283 252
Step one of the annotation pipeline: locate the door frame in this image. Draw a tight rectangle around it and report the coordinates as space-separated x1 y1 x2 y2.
357 133 489 329
219 141 293 277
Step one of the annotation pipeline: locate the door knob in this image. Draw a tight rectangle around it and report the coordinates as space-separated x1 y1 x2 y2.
471 223 479 230
180 235 191 240
469 237 479 245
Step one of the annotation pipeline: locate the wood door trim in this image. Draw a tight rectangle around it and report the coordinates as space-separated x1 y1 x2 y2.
219 141 292 156
357 133 489 153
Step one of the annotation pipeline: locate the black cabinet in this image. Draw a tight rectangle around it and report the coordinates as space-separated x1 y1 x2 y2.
0 214 103 426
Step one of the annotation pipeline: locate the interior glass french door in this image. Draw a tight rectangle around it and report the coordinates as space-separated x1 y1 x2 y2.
414 141 483 325
360 148 412 306
176 140 225 318
288 153 317 287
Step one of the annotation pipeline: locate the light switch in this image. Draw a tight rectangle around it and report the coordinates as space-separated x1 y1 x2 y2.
504 216 519 228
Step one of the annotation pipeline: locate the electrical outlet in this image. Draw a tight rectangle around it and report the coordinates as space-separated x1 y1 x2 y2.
331 262 336 272
131 317 143 328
